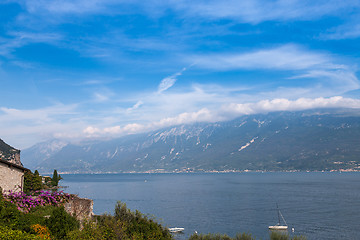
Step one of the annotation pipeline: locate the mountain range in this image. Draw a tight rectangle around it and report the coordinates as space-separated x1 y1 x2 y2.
21 109 360 174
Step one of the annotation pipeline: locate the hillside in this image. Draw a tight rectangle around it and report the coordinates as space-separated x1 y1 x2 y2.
22 109 360 173
0 139 22 166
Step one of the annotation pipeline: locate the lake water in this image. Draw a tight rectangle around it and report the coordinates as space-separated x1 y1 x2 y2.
61 172 360 240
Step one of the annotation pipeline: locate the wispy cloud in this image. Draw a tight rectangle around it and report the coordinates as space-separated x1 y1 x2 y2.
171 0 359 24
126 101 143 112
17 0 359 24
157 67 187 93
320 21 360 40
191 44 359 94
0 104 81 148
22 0 118 15
192 44 332 70
93 93 109 102
0 31 62 58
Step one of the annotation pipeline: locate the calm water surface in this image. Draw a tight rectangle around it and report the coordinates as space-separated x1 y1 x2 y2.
62 172 360 240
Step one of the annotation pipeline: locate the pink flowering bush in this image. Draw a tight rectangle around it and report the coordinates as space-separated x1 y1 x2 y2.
3 190 72 213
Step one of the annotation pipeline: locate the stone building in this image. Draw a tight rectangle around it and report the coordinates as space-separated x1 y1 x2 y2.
0 158 28 192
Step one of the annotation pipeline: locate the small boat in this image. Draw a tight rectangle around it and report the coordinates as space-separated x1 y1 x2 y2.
168 227 185 233
269 204 288 231
269 225 288 231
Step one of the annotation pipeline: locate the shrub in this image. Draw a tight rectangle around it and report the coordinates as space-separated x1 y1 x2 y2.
235 233 255 240
1 191 79 239
113 201 172 239
188 233 233 240
67 220 105 240
79 201 172 240
270 231 289 240
3 190 72 212
0 194 30 232
0 225 41 240
31 224 51 240
188 232 304 240
290 236 307 240
270 231 307 240
45 206 79 239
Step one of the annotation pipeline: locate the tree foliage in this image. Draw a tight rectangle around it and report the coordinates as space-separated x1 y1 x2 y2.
51 170 62 187
45 206 79 239
23 170 42 193
0 225 42 240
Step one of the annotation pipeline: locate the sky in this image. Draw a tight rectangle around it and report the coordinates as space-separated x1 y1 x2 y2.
1 0 360 149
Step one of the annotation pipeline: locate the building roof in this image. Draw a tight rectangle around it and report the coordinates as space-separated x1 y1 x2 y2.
0 158 29 172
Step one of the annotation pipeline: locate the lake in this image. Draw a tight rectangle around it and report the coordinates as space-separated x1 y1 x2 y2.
61 172 360 240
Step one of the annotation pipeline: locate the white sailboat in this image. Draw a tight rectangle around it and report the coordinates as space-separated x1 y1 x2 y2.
168 227 185 233
269 204 288 231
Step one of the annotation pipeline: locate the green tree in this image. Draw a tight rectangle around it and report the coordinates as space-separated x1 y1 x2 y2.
45 206 79 239
51 170 62 187
23 170 42 193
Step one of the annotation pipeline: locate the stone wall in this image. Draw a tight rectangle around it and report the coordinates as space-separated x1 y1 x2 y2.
0 161 24 192
64 195 94 222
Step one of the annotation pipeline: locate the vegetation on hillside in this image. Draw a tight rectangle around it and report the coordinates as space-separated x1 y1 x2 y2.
0 138 20 162
0 189 172 239
0 139 17 154
24 169 63 194
24 170 43 193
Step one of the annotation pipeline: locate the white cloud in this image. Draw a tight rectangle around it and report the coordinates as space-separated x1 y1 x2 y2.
126 101 143 112
82 96 360 138
158 67 186 93
0 104 82 149
2 95 360 149
221 96 360 117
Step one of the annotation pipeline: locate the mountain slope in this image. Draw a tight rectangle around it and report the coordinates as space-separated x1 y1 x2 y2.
0 138 22 166
21 109 360 173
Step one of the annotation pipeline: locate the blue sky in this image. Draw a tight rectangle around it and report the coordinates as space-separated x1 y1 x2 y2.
1 0 360 149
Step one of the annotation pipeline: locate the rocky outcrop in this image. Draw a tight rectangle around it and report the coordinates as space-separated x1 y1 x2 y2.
64 195 94 222
0 139 22 166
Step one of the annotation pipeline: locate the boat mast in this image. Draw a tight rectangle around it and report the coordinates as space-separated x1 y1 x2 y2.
276 203 281 225
279 210 287 226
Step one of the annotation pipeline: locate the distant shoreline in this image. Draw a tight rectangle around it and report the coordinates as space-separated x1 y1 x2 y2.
54 169 360 175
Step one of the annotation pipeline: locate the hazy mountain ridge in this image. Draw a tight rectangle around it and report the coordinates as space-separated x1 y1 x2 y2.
21 109 360 174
